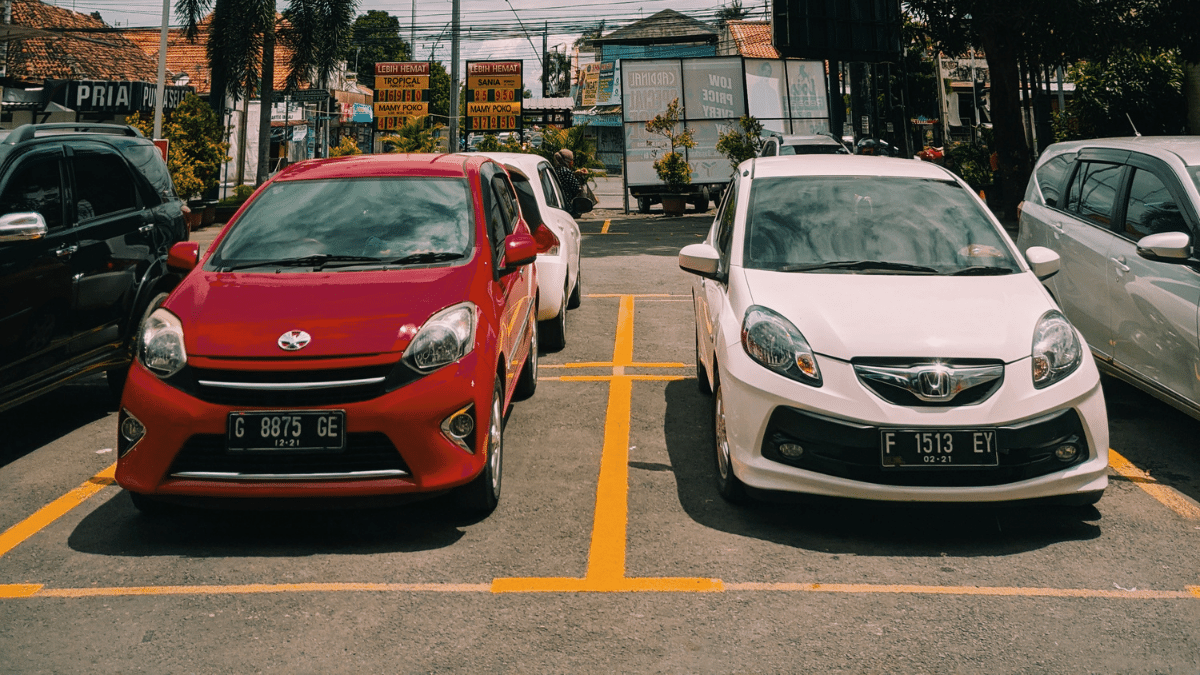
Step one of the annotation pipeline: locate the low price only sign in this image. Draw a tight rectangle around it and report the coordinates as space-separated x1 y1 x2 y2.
374 62 431 131
466 61 523 134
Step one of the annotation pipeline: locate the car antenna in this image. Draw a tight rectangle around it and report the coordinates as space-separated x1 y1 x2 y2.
1126 113 1141 137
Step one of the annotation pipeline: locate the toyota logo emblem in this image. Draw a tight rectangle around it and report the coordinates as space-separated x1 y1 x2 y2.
278 330 311 351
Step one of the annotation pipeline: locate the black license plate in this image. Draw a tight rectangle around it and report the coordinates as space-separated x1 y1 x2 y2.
227 411 346 452
881 429 999 468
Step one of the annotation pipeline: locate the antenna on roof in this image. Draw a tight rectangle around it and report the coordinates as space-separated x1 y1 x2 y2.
1126 113 1141 137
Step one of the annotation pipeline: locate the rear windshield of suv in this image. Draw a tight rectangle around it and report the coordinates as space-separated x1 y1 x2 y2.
209 177 473 269
780 144 843 155
743 176 1021 275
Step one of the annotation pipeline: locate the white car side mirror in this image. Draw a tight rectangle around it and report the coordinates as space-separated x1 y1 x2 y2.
1135 231 1191 262
679 243 722 280
1025 246 1061 280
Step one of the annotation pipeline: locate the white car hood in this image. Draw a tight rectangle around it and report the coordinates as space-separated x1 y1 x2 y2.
740 269 1054 362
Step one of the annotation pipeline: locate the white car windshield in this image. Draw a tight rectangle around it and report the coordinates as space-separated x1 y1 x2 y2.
209 177 473 270
743 176 1021 275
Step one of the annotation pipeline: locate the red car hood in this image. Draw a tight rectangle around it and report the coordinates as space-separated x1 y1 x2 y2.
167 265 478 358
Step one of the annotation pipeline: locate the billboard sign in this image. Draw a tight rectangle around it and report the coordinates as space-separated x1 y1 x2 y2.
466 61 523 133
374 62 430 130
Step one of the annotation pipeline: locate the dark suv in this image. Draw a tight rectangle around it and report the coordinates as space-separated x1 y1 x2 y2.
0 123 188 412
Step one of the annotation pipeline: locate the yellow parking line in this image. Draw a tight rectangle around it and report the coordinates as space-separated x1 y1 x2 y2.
724 582 1196 599
586 294 689 298
601 219 611 234
540 362 686 369
0 464 116 560
543 375 687 382
36 582 491 597
1109 449 1200 520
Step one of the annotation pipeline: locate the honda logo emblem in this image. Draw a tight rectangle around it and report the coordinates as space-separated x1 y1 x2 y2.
915 367 953 400
278 330 311 351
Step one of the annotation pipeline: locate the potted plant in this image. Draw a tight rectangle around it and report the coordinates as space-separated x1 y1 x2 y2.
716 115 765 169
645 98 695 216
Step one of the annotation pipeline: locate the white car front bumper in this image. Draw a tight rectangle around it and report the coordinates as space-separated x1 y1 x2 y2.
718 344 1109 503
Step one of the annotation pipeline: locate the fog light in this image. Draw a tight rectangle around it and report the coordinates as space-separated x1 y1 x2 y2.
118 409 145 457
779 442 804 459
441 404 476 453
1054 443 1079 462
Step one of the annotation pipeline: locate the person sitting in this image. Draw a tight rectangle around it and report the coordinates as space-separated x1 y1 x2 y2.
554 149 583 203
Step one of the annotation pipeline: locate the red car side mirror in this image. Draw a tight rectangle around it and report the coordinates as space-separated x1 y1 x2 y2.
167 241 200 272
503 231 538 269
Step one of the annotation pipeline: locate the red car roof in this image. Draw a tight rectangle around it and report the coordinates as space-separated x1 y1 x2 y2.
273 153 489 182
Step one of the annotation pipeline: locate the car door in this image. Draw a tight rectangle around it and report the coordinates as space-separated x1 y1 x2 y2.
0 145 74 391
1106 154 1200 404
1053 153 1128 358
481 164 532 399
1017 151 1074 254
537 161 580 282
64 140 154 355
697 176 740 377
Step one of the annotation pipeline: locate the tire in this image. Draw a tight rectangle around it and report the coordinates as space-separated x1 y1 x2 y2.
637 196 652 214
695 327 712 396
691 194 709 213
713 374 748 504
567 265 582 310
108 291 169 403
455 379 504 514
513 315 538 400
540 278 568 352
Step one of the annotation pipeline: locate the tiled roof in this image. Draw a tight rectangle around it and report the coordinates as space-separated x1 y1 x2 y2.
7 0 159 83
726 21 779 59
593 9 717 46
121 15 302 95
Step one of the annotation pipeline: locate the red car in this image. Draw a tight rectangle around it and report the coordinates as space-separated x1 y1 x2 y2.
115 154 540 514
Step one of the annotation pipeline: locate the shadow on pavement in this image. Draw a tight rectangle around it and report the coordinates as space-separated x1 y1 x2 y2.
661 380 1102 556
0 375 115 470
67 490 468 558
576 213 711 259
1102 374 1200 507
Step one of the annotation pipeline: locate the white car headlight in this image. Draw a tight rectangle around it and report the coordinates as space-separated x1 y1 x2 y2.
139 308 187 378
404 302 477 372
1031 309 1082 388
741 305 821 386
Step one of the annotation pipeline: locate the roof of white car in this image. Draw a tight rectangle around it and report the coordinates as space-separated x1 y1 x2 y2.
776 135 843 146
1045 136 1200 166
750 155 956 180
476 151 548 171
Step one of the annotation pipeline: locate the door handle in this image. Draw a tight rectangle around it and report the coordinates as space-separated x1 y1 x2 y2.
1111 256 1130 274
54 245 77 258
138 223 155 234
1049 222 1065 238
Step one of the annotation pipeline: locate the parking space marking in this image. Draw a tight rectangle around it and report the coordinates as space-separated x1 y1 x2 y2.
601 219 611 234
0 463 116 560
35 582 491 597
725 582 1197 600
1109 449 1200 520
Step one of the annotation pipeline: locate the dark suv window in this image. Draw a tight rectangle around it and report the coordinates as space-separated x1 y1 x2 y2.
120 143 175 202
72 147 139 221
0 152 65 230
1066 161 1123 226
1123 169 1188 241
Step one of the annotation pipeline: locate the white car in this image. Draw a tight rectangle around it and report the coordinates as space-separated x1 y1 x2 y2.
679 155 1109 505
481 152 583 350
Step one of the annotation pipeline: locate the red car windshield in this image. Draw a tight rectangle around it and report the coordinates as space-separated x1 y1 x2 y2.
210 177 474 269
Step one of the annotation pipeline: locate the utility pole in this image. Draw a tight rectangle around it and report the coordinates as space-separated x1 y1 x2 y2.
450 0 460 151
152 0 170 138
542 22 548 98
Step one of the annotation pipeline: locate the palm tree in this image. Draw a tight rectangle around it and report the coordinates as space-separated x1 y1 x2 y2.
175 0 356 186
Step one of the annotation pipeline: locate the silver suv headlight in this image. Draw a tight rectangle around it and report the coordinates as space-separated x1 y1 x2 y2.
741 305 821 386
1031 309 1082 388
139 307 187 378
403 302 477 373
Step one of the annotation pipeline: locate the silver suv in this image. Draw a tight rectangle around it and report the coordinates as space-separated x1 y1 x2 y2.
1017 137 1200 418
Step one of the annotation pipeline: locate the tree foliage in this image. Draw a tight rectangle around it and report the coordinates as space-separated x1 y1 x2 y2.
127 94 231 199
1055 48 1187 140
329 135 363 157
573 20 604 52
716 115 765 169
646 98 696 190
716 0 747 25
380 116 444 153
544 51 571 98
344 10 410 90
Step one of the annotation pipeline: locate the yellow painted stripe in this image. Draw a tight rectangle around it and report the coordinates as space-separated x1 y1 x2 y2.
600 219 611 234
0 584 43 598
1110 449 1200 520
540 362 686 369
586 294 689 298
614 295 635 366
0 464 116 560
492 577 723 593
34 583 490 598
724 582 1196 599
587 376 633 582
548 375 688 383
1189 586 1200 599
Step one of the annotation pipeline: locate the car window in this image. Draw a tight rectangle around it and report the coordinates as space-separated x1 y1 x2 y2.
761 142 776 157
72 146 139 221
1035 154 1071 208
0 152 65 230
743 176 1021 274
780 144 843 156
1123 168 1189 241
538 163 562 209
715 179 739 268
1189 166 1200 194
121 143 175 202
490 173 518 235
510 171 543 228
1066 161 1122 227
209 177 473 267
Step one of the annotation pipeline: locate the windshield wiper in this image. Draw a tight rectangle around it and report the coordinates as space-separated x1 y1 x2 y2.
777 260 941 274
387 251 466 265
221 254 383 272
949 266 1015 276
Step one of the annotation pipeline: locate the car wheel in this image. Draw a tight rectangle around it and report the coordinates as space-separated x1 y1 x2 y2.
455 379 504 514
691 193 709 213
713 374 748 504
513 316 538 400
108 291 169 403
540 279 568 352
567 265 582 309
695 327 712 396
637 196 652 214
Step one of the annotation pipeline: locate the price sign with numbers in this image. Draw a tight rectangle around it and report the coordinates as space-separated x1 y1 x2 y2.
466 60 523 134
374 62 431 130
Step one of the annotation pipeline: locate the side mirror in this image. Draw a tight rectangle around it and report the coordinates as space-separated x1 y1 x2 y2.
571 195 594 215
503 231 538 270
0 212 48 242
1136 231 1191 263
1025 246 1061 280
679 243 723 280
167 241 200 271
